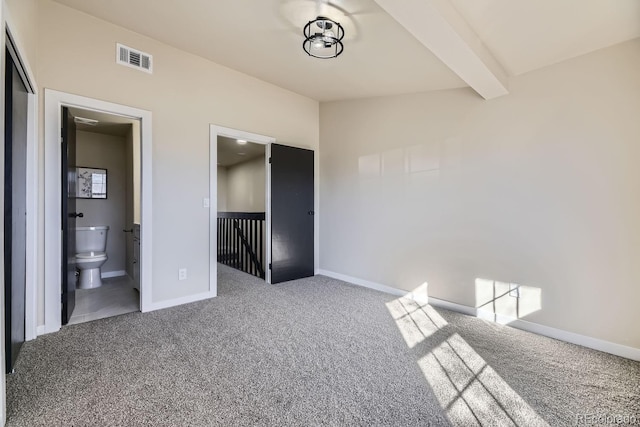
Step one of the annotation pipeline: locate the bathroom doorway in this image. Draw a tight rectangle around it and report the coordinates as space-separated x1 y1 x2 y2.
61 107 141 325
43 89 152 334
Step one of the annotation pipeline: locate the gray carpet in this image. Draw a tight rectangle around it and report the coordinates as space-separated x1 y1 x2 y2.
6 265 640 426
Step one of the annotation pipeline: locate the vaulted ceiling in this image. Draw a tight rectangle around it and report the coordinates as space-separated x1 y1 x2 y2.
52 0 640 101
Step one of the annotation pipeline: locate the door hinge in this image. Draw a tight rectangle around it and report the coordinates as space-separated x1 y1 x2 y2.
269 263 272 270
268 157 272 164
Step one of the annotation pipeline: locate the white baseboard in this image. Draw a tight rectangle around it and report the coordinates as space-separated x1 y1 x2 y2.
506 317 640 361
36 325 46 337
317 269 406 297
145 291 216 312
317 269 640 361
101 270 127 279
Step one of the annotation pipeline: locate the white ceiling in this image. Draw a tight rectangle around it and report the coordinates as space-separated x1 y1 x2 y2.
218 136 266 167
449 0 640 76
69 107 136 137
53 0 640 101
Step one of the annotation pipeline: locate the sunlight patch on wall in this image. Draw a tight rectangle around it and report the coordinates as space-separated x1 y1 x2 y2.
358 153 381 177
357 141 442 179
406 281 429 305
419 333 548 426
475 278 542 324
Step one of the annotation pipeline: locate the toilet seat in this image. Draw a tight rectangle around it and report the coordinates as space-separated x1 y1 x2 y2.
76 252 107 262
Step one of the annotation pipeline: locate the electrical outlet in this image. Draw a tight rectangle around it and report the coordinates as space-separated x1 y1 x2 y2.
178 268 187 281
203 198 210 208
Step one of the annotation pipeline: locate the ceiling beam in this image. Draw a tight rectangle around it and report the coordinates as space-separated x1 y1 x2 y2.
373 0 509 100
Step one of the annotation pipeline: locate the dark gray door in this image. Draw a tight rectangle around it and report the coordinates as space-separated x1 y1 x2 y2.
270 144 314 284
61 107 78 325
4 50 28 373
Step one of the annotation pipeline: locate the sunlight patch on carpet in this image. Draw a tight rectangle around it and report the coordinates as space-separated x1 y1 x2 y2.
385 296 448 348
418 333 548 426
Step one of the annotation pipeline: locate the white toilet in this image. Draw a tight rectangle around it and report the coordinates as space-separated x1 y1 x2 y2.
75 226 109 289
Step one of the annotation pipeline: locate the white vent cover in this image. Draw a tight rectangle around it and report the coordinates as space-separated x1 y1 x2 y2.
116 43 152 74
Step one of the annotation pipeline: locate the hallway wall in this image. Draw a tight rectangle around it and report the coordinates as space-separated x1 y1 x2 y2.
225 156 266 213
217 166 228 212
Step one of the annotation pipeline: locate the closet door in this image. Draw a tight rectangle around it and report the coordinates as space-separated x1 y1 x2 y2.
4 50 28 372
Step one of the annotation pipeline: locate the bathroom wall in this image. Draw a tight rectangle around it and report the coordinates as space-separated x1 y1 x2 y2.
225 156 266 212
217 166 228 211
76 130 127 276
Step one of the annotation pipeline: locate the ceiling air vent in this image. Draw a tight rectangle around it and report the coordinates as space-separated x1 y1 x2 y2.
116 43 152 74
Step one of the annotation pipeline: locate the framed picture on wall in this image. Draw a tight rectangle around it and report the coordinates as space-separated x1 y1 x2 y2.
76 167 107 199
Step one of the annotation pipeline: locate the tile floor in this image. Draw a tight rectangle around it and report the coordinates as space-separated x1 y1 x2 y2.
68 275 140 325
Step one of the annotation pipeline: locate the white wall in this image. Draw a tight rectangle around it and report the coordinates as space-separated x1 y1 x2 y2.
225 156 266 212
35 0 318 318
5 0 38 76
76 130 126 275
320 38 640 349
217 166 228 211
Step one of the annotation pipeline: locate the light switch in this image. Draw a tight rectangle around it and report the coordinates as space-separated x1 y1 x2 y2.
203 198 210 208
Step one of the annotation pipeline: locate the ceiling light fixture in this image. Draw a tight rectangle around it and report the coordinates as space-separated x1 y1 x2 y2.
236 139 247 145
74 117 99 126
303 16 344 59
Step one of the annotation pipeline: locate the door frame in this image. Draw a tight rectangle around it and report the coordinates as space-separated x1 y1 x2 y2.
210 125 275 288
43 90 153 334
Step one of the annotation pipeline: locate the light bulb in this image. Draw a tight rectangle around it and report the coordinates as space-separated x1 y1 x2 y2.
323 29 335 44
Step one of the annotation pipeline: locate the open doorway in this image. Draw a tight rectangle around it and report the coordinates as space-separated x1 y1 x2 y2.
216 136 267 281
43 89 153 335
62 107 141 325
209 126 274 293
210 125 316 292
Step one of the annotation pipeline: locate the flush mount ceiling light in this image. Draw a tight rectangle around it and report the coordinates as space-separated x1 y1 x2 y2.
74 117 99 126
303 16 344 59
